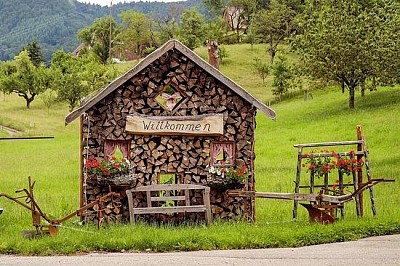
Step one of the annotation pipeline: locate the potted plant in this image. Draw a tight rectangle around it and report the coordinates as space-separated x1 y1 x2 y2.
86 156 135 186
206 164 248 190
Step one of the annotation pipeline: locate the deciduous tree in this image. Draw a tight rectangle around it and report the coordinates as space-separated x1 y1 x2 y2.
0 50 46 108
178 8 206 50
117 11 155 58
250 2 296 64
78 16 118 64
292 0 400 108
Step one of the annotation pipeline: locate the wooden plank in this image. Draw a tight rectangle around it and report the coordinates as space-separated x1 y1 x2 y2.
293 146 303 220
125 114 224 136
294 140 363 148
357 125 377 216
132 205 207 214
185 189 190 206
126 190 135 224
146 191 152 208
204 187 212 224
130 184 207 192
300 151 364 158
151 196 186 202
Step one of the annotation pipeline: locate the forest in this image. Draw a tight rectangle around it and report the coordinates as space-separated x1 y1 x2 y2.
0 0 200 61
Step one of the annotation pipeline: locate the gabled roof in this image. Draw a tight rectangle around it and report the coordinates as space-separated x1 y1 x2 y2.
65 39 276 125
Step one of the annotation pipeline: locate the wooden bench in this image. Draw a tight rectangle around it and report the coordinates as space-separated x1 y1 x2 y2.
126 184 212 225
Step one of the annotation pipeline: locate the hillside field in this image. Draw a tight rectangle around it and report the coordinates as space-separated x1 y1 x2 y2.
0 43 399 254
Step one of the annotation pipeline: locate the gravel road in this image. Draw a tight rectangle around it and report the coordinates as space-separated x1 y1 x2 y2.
1 234 399 266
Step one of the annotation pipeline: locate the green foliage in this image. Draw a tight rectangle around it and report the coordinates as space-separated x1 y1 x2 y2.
253 57 270 83
204 17 229 43
292 0 400 108
0 0 202 62
219 45 229 65
19 41 45 67
250 2 296 64
0 50 47 108
117 11 155 58
271 55 295 100
178 8 206 50
50 50 117 111
78 16 119 64
40 89 58 114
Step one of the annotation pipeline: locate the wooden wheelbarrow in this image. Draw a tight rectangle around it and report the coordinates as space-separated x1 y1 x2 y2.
229 178 394 224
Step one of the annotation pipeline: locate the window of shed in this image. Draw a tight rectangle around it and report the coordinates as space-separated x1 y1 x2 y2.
104 140 130 161
210 142 235 166
156 85 185 111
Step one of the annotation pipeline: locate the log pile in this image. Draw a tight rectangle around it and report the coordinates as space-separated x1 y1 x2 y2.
81 49 257 222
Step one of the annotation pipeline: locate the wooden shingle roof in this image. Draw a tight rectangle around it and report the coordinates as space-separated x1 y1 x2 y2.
65 39 276 125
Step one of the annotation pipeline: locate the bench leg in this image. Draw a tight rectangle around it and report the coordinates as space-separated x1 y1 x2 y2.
204 187 212 225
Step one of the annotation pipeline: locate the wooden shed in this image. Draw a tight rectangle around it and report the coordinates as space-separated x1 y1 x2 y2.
65 39 276 223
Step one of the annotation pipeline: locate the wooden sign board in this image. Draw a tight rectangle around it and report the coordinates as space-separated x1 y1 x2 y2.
126 114 224 136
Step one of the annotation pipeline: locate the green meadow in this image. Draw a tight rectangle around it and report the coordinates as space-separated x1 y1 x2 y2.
0 44 399 255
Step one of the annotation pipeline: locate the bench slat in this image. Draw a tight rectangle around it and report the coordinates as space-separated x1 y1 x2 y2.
151 195 186 202
132 205 207 215
126 184 212 225
131 184 207 192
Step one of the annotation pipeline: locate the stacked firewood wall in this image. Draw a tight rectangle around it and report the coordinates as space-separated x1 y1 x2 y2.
81 49 257 222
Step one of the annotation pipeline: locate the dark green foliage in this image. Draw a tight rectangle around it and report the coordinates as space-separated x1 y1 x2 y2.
78 16 118 64
253 57 270 83
0 0 202 62
179 8 206 50
20 41 45 67
272 56 294 100
0 50 48 108
292 0 400 108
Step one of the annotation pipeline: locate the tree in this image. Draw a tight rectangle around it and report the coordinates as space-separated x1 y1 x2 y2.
271 55 294 100
250 2 296 64
117 11 155 58
203 0 230 17
253 57 269 83
227 0 257 33
51 50 117 111
20 41 45 67
78 16 118 64
178 8 206 50
0 50 46 108
292 0 400 108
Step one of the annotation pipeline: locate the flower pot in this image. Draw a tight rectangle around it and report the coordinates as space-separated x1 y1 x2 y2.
97 174 137 187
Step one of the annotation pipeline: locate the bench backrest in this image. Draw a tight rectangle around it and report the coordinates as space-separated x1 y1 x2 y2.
126 184 212 224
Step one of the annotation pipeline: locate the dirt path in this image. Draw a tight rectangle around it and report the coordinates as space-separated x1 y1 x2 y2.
1 234 399 266
0 125 21 136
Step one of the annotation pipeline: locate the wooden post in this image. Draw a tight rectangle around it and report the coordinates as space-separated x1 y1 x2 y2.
293 146 303 220
357 125 377 216
206 40 220 70
338 171 345 217
204 187 212 225
79 115 84 208
126 190 135 224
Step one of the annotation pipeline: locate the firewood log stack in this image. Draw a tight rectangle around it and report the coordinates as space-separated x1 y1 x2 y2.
81 49 256 222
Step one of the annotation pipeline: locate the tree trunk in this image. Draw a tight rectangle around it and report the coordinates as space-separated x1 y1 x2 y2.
22 93 35 109
360 79 365 97
269 38 275 65
348 86 355 108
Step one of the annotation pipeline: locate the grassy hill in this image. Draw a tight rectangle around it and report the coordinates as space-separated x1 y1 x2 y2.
0 43 399 254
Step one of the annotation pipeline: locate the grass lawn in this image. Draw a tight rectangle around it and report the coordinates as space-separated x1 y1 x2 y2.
0 43 399 255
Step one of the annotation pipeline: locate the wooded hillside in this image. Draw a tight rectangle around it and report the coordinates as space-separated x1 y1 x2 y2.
0 0 200 62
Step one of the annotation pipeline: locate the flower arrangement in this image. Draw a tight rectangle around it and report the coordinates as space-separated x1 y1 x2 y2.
86 155 131 178
206 164 248 184
303 150 364 178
